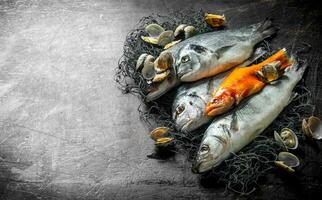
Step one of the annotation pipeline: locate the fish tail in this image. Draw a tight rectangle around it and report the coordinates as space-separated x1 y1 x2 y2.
260 48 293 70
253 18 278 44
255 49 294 83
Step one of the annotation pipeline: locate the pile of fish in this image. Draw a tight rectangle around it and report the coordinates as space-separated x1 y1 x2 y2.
135 14 321 174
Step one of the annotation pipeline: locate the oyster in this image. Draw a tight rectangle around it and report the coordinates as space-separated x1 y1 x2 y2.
205 13 225 27
302 116 322 140
274 128 298 150
150 127 169 141
275 152 300 173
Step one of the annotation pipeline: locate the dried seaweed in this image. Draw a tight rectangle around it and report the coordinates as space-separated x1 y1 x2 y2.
115 9 315 195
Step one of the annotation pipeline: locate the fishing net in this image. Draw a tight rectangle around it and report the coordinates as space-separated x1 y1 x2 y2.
115 9 315 195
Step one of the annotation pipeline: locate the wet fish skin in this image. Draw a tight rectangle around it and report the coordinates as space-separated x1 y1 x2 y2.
192 61 307 173
175 19 277 82
172 73 227 133
172 48 266 133
147 20 276 101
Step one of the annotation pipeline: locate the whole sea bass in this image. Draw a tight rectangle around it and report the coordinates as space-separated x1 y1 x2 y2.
192 61 307 173
147 20 277 101
172 48 266 132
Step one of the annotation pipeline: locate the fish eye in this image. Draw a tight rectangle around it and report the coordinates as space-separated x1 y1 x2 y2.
181 55 190 63
176 104 185 115
200 144 210 153
189 101 193 105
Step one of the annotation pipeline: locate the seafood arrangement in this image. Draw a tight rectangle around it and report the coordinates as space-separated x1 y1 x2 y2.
116 10 320 194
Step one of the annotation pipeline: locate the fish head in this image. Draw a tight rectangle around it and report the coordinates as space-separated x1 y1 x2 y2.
176 44 216 82
192 125 231 173
205 90 235 117
172 92 208 133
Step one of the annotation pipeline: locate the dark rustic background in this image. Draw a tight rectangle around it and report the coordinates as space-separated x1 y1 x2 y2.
0 0 321 199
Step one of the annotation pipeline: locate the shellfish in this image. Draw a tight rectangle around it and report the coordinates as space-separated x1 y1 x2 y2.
204 13 225 28
302 116 322 140
274 152 300 173
274 128 298 150
150 127 169 141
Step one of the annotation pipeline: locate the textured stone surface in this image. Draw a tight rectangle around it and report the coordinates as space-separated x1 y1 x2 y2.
0 0 321 199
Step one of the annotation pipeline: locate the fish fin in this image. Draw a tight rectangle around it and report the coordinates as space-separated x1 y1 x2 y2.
230 112 239 131
214 45 235 59
253 19 278 44
239 47 267 68
188 44 214 55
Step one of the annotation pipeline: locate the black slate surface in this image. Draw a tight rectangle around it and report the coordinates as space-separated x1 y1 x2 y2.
0 0 321 199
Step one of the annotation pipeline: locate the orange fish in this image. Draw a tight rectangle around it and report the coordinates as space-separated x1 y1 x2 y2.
205 48 293 117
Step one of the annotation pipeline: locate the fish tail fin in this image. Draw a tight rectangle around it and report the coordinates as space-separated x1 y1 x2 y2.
252 18 278 44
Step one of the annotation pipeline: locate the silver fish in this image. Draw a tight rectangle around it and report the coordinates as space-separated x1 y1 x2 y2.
147 19 277 101
172 48 266 133
192 61 307 173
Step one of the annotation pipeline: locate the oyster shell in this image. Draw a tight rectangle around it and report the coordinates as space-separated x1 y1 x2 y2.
302 116 322 140
150 127 169 141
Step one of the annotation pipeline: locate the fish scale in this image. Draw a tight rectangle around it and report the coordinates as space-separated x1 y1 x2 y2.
193 62 307 173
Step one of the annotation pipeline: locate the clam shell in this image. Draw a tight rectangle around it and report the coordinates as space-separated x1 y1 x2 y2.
164 40 181 50
141 36 159 45
141 55 156 80
136 53 148 71
155 137 174 147
157 30 174 47
184 26 197 39
174 24 187 39
274 161 295 173
152 70 170 83
154 51 174 73
145 23 165 38
302 116 322 140
150 127 169 141
274 131 288 150
280 128 298 150
205 13 225 27
278 152 300 167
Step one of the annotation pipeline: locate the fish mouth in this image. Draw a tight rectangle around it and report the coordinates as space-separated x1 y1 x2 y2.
181 119 193 132
192 159 221 174
177 69 193 79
